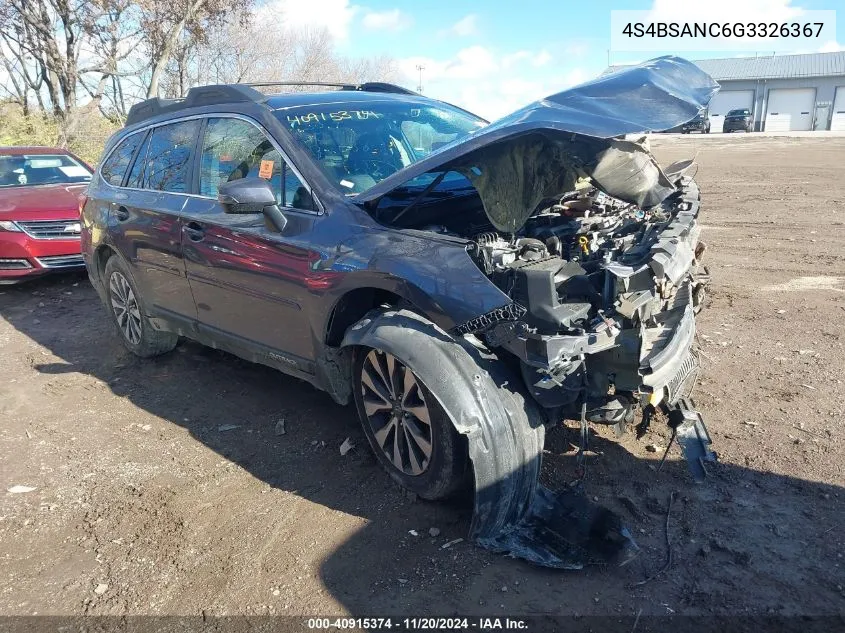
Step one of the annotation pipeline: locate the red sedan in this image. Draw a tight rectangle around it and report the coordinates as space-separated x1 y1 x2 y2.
0 146 93 284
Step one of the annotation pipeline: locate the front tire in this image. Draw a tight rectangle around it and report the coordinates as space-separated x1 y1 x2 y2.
352 346 467 500
103 256 177 358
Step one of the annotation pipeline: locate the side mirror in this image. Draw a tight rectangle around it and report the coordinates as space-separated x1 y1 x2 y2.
218 177 287 232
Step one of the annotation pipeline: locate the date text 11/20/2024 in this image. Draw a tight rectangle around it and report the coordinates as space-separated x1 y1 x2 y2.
306 617 528 630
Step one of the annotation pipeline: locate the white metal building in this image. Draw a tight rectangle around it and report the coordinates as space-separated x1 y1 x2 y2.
606 51 845 132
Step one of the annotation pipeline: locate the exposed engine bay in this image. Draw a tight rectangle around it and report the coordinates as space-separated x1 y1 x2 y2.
463 176 709 425
371 162 715 479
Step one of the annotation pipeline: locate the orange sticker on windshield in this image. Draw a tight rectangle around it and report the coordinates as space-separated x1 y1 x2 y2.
258 160 274 179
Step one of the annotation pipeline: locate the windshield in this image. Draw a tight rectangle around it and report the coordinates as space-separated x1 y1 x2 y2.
728 109 751 116
274 101 486 193
0 153 91 188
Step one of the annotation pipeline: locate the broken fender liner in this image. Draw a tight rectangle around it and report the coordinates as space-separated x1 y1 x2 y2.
477 486 640 569
342 309 637 568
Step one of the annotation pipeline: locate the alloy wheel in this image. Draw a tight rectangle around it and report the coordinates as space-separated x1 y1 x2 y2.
360 349 433 476
109 271 142 345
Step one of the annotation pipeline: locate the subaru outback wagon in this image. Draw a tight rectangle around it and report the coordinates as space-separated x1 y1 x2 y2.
82 56 718 563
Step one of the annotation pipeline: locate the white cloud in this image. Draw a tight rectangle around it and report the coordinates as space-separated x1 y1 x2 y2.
399 46 589 121
502 50 553 70
532 50 552 67
262 0 359 41
445 46 499 79
647 0 803 22
362 9 411 32
502 51 531 69
441 14 478 38
564 41 590 58
818 41 844 53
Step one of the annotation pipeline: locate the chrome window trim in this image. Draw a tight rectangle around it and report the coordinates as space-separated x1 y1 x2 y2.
98 112 323 215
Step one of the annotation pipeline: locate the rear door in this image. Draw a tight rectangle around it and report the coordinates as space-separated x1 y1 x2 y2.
109 120 200 320
181 116 321 369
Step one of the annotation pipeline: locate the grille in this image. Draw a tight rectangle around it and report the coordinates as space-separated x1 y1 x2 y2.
0 258 32 270
17 219 82 240
666 351 700 404
35 254 85 269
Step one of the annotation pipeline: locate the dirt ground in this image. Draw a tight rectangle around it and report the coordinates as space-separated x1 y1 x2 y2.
1 136 844 624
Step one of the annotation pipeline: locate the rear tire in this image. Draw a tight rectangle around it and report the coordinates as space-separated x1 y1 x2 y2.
352 344 468 500
103 256 178 358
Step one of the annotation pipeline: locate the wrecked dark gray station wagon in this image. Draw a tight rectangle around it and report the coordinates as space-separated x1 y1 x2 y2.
82 56 718 568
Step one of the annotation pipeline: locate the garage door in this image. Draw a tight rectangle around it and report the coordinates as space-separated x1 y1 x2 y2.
709 90 754 133
765 88 816 131
831 87 845 131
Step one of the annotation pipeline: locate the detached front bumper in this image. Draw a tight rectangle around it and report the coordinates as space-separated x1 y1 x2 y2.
484 178 715 477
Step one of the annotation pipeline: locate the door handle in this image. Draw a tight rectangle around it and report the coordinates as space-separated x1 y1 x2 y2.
183 221 205 242
114 205 129 222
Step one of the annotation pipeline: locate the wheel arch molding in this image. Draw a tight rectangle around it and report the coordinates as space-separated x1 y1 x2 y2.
340 308 545 542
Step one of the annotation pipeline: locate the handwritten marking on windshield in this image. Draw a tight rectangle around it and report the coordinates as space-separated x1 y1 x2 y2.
287 110 383 127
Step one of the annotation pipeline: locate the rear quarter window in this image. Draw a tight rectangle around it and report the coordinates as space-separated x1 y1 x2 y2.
100 133 144 186
143 120 201 193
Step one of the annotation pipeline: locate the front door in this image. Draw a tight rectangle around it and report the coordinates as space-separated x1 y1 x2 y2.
181 116 321 371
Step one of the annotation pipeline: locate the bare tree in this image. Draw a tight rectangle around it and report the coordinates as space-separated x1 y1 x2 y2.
339 54 401 85
0 0 402 128
1 0 98 117
180 12 402 92
77 0 144 119
135 0 253 98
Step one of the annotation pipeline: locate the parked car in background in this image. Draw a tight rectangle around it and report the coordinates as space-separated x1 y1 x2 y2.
681 110 710 133
723 108 754 133
0 147 92 284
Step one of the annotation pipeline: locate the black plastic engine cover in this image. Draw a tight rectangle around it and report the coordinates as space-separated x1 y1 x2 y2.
510 257 592 332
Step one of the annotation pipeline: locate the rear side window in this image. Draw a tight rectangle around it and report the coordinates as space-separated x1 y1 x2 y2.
199 117 314 210
125 132 151 189
143 120 201 193
100 133 143 186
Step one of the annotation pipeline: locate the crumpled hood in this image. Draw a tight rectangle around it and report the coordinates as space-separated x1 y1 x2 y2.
356 56 718 233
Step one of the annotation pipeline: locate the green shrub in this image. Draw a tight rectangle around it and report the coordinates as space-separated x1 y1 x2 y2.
0 103 120 165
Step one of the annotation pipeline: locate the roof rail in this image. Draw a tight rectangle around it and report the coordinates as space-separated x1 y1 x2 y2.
240 81 417 95
243 81 356 90
125 84 267 127
124 81 417 127
354 82 418 95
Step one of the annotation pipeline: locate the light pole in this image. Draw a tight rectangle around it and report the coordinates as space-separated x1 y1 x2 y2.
416 65 425 93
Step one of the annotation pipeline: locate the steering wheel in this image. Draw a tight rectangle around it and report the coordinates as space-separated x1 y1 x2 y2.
347 134 403 181
358 158 399 181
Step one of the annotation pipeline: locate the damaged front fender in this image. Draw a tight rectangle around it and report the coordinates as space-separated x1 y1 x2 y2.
341 309 637 568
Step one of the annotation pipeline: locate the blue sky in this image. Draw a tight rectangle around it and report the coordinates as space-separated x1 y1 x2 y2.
270 0 844 119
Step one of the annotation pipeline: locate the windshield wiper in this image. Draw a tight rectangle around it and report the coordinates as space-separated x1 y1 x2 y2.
391 171 448 224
